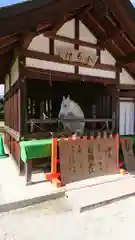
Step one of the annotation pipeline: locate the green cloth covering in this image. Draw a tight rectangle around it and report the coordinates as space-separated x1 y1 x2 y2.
20 139 53 163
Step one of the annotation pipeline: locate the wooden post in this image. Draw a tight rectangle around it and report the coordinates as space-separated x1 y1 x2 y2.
20 77 27 136
25 160 32 185
115 68 120 134
75 17 79 75
44 138 61 187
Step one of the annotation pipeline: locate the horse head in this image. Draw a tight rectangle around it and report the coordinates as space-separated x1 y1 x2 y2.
58 95 85 136
58 95 71 119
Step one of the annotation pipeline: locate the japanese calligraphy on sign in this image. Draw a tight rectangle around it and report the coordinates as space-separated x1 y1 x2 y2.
59 136 119 185
56 47 99 67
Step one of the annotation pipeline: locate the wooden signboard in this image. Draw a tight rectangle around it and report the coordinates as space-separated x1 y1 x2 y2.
59 135 119 185
87 137 118 178
120 137 135 172
59 139 88 184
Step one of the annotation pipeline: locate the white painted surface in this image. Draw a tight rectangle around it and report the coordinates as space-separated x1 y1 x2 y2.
101 50 116 65
4 74 10 94
28 35 49 53
78 46 97 61
0 85 4 96
11 57 19 86
79 66 115 78
79 21 97 44
57 19 75 38
26 57 75 73
120 69 135 85
54 41 74 55
119 99 134 135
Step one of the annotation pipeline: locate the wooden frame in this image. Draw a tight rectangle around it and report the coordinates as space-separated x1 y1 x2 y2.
23 66 116 84
24 49 116 72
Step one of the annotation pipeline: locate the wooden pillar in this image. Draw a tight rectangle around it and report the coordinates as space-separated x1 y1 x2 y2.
75 17 79 75
134 99 135 135
20 77 27 136
18 50 28 137
115 68 120 134
25 160 32 185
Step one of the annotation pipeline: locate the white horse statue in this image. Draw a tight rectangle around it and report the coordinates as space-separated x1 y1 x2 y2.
58 95 85 136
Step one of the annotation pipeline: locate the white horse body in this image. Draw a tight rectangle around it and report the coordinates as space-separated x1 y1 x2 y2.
58 96 85 136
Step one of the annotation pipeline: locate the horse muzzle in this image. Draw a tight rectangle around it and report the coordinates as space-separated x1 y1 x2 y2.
58 113 65 119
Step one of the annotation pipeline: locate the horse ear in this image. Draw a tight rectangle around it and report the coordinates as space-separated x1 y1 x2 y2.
63 96 65 100
67 95 70 100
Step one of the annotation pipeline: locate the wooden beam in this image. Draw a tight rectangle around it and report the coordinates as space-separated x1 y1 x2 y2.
0 35 19 46
49 38 54 55
99 28 123 48
44 33 100 49
116 51 135 67
0 36 18 53
20 24 53 51
24 66 116 85
36 23 52 34
24 49 116 71
122 33 135 51
21 32 36 50
120 84 135 90
87 12 106 34
119 91 135 98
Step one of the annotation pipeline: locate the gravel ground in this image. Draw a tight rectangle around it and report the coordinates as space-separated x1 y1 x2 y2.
0 196 135 240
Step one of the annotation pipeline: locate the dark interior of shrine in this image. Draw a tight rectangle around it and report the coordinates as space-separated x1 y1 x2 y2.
26 78 114 137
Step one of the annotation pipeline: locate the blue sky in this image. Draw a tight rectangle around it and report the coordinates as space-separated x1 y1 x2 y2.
0 0 23 7
131 0 135 5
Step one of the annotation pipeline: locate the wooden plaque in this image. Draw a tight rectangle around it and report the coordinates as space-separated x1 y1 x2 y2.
59 139 88 184
102 137 118 174
59 136 118 185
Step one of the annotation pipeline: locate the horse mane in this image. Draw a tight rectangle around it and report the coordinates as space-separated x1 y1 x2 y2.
69 99 84 117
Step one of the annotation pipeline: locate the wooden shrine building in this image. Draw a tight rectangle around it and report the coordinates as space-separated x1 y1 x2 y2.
1 0 135 184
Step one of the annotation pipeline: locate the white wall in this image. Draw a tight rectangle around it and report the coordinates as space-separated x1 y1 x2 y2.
57 19 75 38
120 69 135 85
4 74 10 94
101 50 116 66
79 67 115 79
11 57 19 86
26 58 74 73
28 35 49 53
79 21 97 44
